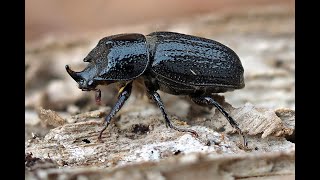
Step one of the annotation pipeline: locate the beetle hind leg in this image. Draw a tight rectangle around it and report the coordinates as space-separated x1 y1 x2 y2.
147 90 198 137
190 95 247 147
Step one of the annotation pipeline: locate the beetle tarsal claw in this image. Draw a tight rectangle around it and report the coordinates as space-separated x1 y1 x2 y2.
236 128 247 147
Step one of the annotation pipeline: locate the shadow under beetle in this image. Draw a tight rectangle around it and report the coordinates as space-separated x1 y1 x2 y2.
66 31 247 146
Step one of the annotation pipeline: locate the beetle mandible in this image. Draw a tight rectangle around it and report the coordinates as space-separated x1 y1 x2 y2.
66 31 247 146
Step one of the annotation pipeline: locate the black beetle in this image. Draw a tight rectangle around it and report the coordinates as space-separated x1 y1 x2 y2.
66 31 247 146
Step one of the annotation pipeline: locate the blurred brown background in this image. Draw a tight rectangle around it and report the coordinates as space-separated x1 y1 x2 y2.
25 0 294 42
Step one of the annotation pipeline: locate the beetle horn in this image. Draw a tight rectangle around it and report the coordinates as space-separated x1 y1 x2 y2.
65 65 82 81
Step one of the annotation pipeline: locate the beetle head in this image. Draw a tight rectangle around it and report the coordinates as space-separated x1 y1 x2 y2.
65 64 101 91
65 37 118 91
66 33 149 91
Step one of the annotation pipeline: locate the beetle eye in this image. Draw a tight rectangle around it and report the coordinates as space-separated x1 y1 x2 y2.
79 79 84 85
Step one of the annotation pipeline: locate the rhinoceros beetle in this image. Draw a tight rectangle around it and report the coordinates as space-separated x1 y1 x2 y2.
66 31 247 146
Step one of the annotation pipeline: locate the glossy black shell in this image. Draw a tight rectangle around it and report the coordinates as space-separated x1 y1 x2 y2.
95 33 149 80
66 31 244 95
146 32 244 95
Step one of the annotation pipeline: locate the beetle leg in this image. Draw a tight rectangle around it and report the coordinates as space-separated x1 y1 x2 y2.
98 82 133 142
148 90 198 137
190 96 247 147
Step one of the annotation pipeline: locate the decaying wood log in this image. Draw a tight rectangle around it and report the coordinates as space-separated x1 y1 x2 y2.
26 103 294 179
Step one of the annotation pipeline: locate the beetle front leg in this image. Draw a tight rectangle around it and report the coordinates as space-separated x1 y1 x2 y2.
190 95 247 147
98 82 133 142
147 90 198 137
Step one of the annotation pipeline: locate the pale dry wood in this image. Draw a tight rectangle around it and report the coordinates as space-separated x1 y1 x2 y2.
26 149 294 180
25 104 294 179
37 107 66 127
